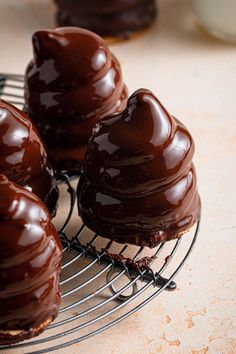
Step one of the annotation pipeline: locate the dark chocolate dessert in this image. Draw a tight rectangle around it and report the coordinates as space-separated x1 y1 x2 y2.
78 89 201 248
54 0 157 39
0 99 58 214
0 175 62 345
25 27 128 171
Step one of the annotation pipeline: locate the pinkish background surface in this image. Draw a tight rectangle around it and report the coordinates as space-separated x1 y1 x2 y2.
0 0 235 353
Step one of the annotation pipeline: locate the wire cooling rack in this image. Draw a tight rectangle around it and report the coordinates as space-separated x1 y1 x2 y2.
0 74 200 353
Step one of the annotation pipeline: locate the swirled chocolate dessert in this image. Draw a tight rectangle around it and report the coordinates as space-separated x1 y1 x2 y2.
0 99 58 214
25 27 128 170
54 0 157 39
0 175 61 345
78 89 201 247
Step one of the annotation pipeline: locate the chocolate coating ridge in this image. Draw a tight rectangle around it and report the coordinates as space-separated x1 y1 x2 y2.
54 0 157 39
25 27 128 170
78 89 201 248
0 99 58 214
0 175 61 345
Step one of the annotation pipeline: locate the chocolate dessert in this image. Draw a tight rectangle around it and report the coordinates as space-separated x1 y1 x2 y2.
54 0 157 39
25 27 128 170
0 99 58 214
0 175 62 345
78 89 201 248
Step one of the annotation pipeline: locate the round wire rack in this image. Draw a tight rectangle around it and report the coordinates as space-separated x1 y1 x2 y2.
0 74 200 353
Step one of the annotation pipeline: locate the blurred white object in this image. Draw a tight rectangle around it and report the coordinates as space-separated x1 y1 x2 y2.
191 0 236 42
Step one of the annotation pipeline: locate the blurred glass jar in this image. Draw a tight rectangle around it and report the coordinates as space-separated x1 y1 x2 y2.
191 0 236 42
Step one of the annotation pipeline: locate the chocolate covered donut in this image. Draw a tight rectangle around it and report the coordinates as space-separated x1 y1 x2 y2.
25 27 128 170
0 175 61 345
0 99 58 214
54 0 157 39
78 89 201 248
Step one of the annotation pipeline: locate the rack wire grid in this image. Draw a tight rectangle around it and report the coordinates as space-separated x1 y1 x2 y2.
0 73 200 353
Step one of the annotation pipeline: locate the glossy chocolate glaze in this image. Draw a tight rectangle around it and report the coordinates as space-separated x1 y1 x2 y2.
54 0 157 39
0 175 61 345
0 99 58 214
25 27 128 170
78 89 201 248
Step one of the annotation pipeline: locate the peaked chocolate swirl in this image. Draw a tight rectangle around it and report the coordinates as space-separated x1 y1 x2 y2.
54 0 157 39
0 99 58 214
25 27 128 170
78 89 201 247
0 175 61 345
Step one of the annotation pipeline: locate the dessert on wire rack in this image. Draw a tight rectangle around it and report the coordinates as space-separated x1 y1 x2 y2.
0 73 200 353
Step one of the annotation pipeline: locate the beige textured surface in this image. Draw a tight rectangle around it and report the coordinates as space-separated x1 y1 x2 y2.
0 0 236 353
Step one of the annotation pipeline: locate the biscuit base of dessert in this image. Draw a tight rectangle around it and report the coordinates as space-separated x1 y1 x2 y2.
0 310 58 345
102 26 157 44
80 212 200 249
56 15 156 42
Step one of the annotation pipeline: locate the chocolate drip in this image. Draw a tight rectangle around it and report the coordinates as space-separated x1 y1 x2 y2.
0 99 58 214
0 175 61 345
25 27 128 170
78 89 201 248
54 0 157 39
